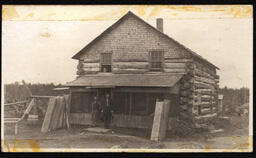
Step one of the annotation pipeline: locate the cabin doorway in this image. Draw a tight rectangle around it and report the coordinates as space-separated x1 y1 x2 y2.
93 88 112 127
97 88 112 104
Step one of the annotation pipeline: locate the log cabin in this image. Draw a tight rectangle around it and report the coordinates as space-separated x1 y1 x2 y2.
66 11 220 130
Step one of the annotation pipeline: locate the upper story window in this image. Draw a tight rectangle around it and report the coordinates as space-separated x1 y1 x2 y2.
149 50 164 71
100 52 112 72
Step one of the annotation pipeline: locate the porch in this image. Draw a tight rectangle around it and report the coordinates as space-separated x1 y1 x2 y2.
65 73 183 130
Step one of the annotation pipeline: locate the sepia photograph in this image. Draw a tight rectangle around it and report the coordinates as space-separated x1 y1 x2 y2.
1 5 253 152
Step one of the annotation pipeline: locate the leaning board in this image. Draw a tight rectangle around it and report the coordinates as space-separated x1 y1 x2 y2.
151 100 170 141
41 97 56 133
151 101 164 141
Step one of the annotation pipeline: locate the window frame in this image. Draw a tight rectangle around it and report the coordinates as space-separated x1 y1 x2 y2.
148 50 164 71
100 52 112 72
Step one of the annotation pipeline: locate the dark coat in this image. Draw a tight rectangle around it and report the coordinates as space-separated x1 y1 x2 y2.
102 98 113 115
102 98 114 124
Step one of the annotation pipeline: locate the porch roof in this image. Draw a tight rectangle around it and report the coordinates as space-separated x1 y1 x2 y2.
65 73 183 88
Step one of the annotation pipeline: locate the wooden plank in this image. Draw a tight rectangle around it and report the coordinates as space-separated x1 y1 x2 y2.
113 62 148 69
195 69 215 80
64 95 71 128
146 94 149 114
200 107 212 115
113 69 148 74
70 88 97 92
165 63 186 69
31 95 55 98
151 101 166 141
82 63 100 68
4 120 19 123
41 97 56 133
82 67 99 72
69 113 91 125
21 98 35 120
195 113 217 120
69 113 154 129
112 87 171 94
129 93 132 115
194 76 215 85
57 97 65 128
194 113 217 124
164 68 186 73
165 58 192 63
54 96 64 129
201 97 212 102
4 118 21 121
50 96 62 130
113 58 148 62
83 59 100 63
194 82 215 89
195 89 214 95
4 101 29 106
161 100 170 134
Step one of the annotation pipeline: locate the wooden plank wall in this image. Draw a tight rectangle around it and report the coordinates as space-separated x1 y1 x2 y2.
69 113 154 129
69 113 181 131
69 113 92 125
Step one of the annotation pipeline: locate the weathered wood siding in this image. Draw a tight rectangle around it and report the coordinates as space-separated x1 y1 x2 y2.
77 58 190 75
76 15 191 76
178 59 219 127
70 112 175 130
69 113 154 129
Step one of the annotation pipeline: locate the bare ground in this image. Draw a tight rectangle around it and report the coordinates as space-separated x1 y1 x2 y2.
2 114 250 151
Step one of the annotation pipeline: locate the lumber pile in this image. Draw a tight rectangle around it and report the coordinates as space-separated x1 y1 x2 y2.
4 98 36 135
41 95 71 133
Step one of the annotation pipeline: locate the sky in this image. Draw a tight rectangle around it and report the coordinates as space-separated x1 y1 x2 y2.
2 5 253 88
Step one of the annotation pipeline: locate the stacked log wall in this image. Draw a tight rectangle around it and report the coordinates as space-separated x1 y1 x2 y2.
178 60 194 124
76 58 190 76
163 58 189 74
178 59 219 127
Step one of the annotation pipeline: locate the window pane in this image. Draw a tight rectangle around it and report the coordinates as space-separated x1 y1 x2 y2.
101 53 111 65
151 52 162 62
150 51 163 70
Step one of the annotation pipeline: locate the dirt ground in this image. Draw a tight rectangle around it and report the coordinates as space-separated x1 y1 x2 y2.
2 114 251 152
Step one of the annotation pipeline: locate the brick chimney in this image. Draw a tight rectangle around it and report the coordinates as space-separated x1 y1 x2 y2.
156 18 163 33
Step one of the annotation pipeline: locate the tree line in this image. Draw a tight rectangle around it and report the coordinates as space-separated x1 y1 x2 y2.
4 82 63 103
219 87 249 107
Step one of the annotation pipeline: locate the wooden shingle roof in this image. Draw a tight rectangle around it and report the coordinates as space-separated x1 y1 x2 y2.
72 11 219 70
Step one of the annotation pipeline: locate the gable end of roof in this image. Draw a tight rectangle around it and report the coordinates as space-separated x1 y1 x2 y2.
72 11 219 70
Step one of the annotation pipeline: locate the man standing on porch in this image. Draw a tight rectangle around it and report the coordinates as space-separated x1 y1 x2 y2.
102 93 113 129
91 96 101 127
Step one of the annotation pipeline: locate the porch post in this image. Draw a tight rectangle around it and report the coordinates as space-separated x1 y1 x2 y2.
129 93 132 115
